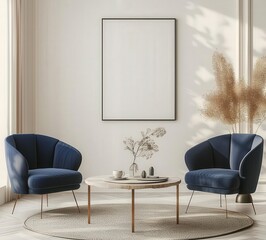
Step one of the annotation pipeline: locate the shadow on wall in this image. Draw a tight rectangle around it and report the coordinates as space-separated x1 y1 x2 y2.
253 0 266 59
184 1 234 144
177 1 236 177
184 0 266 178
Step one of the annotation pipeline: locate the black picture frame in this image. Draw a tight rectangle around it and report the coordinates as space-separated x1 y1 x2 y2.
101 18 177 121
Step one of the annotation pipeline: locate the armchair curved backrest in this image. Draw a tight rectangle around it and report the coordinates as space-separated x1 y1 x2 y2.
236 135 264 193
5 134 82 194
185 134 231 171
185 133 264 195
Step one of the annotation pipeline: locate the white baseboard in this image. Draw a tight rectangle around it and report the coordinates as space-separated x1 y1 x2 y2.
0 186 6 205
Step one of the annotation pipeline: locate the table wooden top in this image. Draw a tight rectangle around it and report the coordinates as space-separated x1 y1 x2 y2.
84 175 181 190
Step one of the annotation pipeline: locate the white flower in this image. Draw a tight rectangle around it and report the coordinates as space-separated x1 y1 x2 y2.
151 127 166 137
123 127 166 162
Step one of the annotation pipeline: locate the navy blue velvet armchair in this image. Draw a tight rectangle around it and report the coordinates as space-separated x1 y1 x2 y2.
5 134 82 217
185 134 263 215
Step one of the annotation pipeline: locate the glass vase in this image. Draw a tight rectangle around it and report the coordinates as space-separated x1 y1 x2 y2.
129 163 138 177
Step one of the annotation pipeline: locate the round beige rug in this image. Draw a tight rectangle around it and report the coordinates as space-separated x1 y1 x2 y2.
24 204 253 240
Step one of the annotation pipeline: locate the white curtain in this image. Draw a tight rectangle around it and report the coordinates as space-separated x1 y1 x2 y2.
0 0 10 202
0 0 22 203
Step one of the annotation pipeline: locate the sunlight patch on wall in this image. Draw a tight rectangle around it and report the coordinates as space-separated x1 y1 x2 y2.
253 27 266 60
195 66 213 84
186 2 237 59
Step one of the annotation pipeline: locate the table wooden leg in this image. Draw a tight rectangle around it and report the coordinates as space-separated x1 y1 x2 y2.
176 184 179 224
88 185 91 224
132 189 135 233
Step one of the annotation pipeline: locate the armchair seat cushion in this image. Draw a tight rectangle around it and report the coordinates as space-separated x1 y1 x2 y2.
185 168 240 194
28 168 82 194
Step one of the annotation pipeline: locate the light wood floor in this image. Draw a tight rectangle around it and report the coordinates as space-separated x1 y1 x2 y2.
0 190 265 240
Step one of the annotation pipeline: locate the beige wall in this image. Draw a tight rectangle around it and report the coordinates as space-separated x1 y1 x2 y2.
20 0 266 192
23 1 36 133
20 0 36 133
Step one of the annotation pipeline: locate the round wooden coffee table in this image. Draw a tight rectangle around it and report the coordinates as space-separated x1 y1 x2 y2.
85 176 181 232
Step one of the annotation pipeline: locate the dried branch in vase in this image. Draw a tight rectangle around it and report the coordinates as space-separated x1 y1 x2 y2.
123 127 166 176
202 52 266 133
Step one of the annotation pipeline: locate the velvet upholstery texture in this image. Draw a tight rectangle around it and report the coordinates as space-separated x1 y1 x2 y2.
5 134 82 195
185 134 263 195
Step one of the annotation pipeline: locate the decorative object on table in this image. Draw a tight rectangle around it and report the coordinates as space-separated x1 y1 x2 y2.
141 170 147 178
112 170 125 179
105 176 169 184
134 176 168 182
109 177 127 181
123 127 166 177
201 51 266 133
149 166 154 176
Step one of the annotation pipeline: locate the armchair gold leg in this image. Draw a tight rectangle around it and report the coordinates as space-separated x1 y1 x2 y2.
72 190 80 213
185 191 194 213
12 194 19 214
224 194 228 218
251 201 256 215
41 195 43 219
47 194 48 207
220 194 222 207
